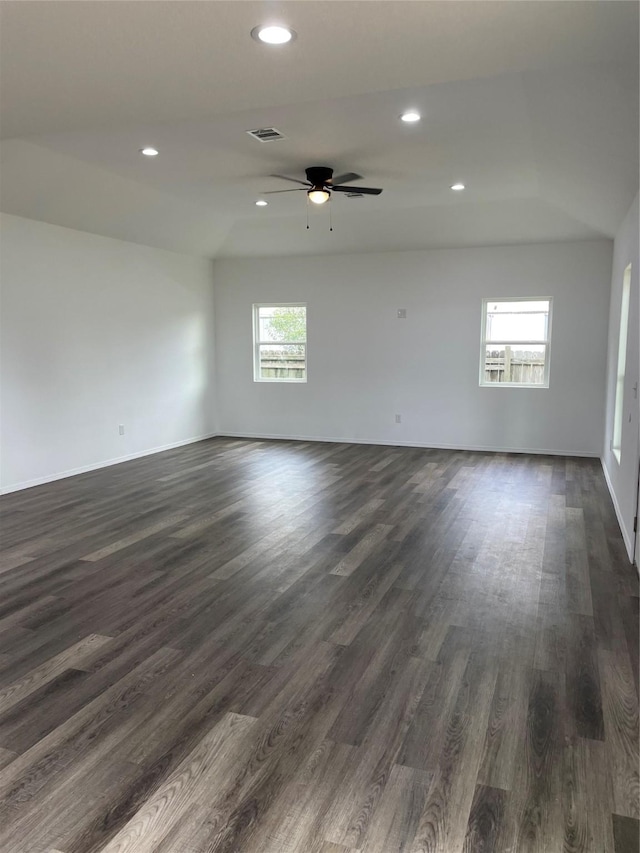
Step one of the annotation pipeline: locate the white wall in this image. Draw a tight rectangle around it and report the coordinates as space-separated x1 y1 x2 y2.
1 213 216 492
213 240 612 457
1 220 617 496
602 193 639 561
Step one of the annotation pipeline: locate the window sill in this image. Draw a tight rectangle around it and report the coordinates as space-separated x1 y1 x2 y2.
254 378 307 384
479 382 549 389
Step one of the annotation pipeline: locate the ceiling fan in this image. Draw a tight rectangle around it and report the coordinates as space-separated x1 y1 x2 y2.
264 166 383 204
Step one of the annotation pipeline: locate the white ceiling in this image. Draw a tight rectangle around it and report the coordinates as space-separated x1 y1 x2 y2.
1 1 638 258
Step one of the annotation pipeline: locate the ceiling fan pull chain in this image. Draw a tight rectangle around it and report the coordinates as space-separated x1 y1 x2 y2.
329 201 333 232
306 195 310 230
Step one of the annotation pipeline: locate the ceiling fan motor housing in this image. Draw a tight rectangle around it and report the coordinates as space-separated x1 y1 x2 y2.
305 166 333 188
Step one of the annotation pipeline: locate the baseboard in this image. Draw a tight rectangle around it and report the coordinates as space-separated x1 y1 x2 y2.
216 430 600 458
600 456 634 563
0 432 219 495
0 428 604 496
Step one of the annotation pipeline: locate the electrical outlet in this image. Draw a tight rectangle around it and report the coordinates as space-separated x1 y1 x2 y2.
395 414 402 424
119 424 125 435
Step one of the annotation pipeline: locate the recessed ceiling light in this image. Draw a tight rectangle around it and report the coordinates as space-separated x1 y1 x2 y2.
251 25 296 45
255 200 268 207
450 183 465 191
140 147 159 157
400 111 421 123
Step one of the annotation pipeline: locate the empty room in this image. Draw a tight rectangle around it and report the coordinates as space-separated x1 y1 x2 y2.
0 1 638 851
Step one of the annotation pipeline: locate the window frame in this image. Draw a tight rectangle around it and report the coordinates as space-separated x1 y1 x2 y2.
479 296 553 389
612 264 632 464
252 302 308 383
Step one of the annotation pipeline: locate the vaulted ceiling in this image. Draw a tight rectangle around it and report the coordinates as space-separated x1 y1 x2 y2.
1 1 638 258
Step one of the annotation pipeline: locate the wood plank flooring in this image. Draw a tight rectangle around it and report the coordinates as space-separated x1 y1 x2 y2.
0 437 638 852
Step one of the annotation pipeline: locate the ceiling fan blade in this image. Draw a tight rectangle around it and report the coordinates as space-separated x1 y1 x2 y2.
332 185 383 195
269 174 309 186
330 172 363 186
263 188 307 194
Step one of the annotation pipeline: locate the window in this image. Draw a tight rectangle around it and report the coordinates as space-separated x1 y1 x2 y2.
480 298 551 387
612 264 632 463
253 304 307 382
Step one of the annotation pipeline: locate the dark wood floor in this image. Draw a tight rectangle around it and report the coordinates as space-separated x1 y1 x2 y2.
0 438 638 852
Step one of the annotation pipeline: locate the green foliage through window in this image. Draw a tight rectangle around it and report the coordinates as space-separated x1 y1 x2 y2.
267 307 307 343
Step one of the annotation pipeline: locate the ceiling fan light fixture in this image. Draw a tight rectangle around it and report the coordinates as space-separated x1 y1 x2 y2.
251 25 296 45
308 188 330 205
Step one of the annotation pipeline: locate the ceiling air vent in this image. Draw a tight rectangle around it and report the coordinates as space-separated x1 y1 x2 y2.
345 192 364 198
246 127 286 143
